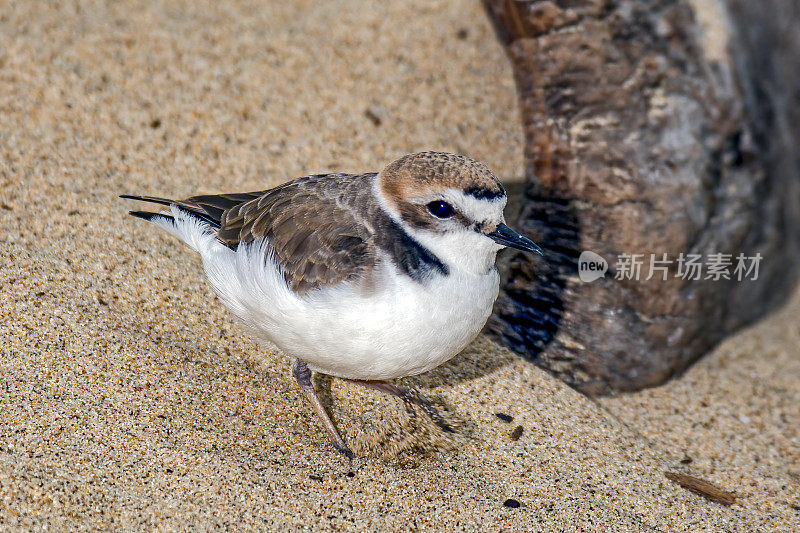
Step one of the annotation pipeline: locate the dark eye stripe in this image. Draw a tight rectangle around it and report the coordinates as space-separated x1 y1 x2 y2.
396 202 472 233
464 185 505 200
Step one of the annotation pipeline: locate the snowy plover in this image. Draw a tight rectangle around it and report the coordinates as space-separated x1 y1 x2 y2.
122 152 542 457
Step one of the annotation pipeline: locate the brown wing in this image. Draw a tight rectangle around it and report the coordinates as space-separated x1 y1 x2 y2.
123 171 447 291
202 174 378 293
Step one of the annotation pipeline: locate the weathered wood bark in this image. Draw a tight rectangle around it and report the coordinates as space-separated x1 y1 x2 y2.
483 0 800 394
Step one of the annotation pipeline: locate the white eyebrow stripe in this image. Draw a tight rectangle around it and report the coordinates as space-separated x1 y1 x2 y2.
442 188 507 223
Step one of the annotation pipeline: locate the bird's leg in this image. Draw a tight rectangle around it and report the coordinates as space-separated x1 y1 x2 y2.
291 360 354 459
350 380 454 433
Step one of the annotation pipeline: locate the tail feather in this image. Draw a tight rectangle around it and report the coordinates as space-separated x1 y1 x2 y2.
120 194 219 227
119 194 175 208
124 203 219 254
186 192 265 224
128 210 175 224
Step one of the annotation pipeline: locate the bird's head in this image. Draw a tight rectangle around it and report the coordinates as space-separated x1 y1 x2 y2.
377 152 542 274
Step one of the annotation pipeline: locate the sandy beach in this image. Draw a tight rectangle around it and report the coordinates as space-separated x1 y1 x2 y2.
1 0 798 530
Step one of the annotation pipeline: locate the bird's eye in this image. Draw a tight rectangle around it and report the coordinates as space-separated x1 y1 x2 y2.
426 201 454 219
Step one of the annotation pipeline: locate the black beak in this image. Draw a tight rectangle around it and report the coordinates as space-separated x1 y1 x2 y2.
488 223 544 255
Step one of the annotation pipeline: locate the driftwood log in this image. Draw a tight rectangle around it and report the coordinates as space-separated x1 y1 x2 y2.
483 0 800 394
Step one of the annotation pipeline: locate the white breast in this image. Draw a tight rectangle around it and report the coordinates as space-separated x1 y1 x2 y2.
158 207 500 380
215 249 498 380
291 263 499 380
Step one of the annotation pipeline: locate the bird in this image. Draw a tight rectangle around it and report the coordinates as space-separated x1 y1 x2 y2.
121 151 542 457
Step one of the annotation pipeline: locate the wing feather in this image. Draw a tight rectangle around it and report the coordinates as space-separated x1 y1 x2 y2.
123 171 446 292
217 174 378 293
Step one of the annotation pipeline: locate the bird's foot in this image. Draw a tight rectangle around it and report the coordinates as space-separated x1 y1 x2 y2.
292 359 355 459
350 379 454 433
